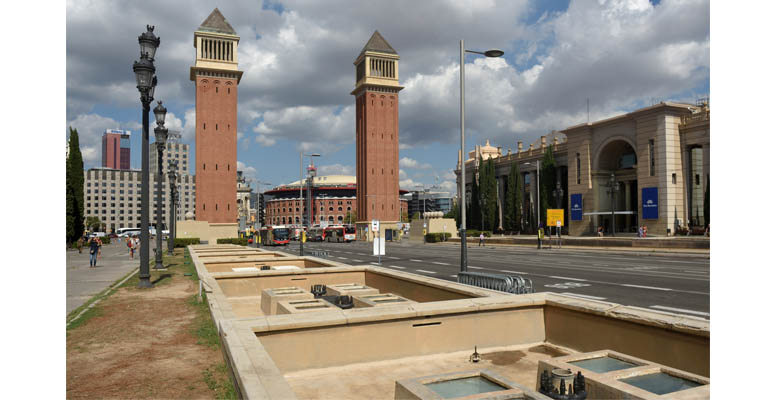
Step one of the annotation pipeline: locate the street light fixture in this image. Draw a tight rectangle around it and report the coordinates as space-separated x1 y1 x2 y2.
253 180 271 247
460 40 503 272
604 172 620 236
133 24 160 289
524 160 541 230
167 160 178 252
299 152 320 256
153 101 168 269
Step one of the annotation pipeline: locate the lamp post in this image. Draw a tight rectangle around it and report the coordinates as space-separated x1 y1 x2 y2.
605 172 620 236
167 159 178 252
253 180 271 247
299 153 320 256
524 160 541 230
460 40 503 272
153 101 168 269
133 25 160 288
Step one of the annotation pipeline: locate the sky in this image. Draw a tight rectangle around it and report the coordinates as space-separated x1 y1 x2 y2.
65 0 709 195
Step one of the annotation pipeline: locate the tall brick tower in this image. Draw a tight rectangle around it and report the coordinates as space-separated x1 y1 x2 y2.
190 8 242 223
351 31 404 241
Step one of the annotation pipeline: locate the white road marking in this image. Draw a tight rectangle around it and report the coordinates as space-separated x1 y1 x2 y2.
388 265 405 269
410 259 423 262
336 257 347 260
351 259 363 262
549 276 587 281
416 269 436 274
649 305 710 317
450 274 458 278
388 257 400 260
498 270 528 275
468 266 484 270
559 293 607 301
622 284 672 291
432 261 450 265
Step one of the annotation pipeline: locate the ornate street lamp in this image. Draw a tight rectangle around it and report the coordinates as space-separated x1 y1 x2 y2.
299 152 320 256
459 40 503 272
153 101 168 269
605 172 620 236
167 159 178 252
133 25 160 288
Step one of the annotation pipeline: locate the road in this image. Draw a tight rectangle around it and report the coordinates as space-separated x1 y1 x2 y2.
269 239 710 319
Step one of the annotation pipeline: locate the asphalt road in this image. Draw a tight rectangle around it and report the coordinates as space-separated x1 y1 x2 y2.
271 239 710 319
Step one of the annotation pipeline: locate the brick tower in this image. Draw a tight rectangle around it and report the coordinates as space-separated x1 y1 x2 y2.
351 31 404 241
190 8 242 223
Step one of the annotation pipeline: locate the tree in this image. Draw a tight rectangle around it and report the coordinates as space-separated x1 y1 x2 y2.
539 145 556 224
66 127 85 243
504 162 523 232
703 175 709 227
345 210 357 224
86 216 102 232
480 158 498 232
411 212 421 221
470 173 481 230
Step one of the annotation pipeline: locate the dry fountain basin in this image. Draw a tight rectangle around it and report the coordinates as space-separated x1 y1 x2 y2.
187 244 710 399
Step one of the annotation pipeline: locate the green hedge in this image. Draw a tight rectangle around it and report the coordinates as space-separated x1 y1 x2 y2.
99 236 111 244
173 238 201 248
216 237 249 246
465 230 492 238
425 233 452 243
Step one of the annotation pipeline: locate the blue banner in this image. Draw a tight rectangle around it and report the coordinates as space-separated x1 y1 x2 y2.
570 193 582 220
642 187 658 219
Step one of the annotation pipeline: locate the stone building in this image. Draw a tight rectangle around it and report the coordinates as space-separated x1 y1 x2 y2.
190 8 242 224
150 142 191 175
352 31 403 241
456 101 710 236
83 168 196 233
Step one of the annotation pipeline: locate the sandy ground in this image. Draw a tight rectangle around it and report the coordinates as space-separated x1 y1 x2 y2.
66 266 232 399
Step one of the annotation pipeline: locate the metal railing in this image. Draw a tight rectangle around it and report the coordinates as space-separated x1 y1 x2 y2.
457 271 534 294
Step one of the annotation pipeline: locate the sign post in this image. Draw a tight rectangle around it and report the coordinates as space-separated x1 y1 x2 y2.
547 209 564 250
372 219 382 264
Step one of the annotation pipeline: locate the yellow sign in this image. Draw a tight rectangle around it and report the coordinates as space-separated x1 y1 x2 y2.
547 209 564 227
422 229 427 236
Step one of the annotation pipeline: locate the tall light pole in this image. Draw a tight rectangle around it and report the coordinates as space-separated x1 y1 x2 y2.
524 160 540 229
133 25 159 288
299 153 320 256
167 159 178 252
605 172 620 236
153 101 168 270
460 40 503 272
253 180 271 247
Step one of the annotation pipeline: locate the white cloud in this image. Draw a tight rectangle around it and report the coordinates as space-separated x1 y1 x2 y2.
236 160 258 180
255 134 277 147
67 113 133 166
399 157 431 169
317 163 354 176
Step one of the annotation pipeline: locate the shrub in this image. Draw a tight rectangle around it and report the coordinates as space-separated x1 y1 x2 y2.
99 236 111 244
216 238 248 246
465 230 492 238
425 232 452 243
174 238 201 248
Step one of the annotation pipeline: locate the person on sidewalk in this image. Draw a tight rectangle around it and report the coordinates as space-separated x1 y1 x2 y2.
88 237 100 267
478 232 485 247
77 236 84 254
128 237 135 259
537 223 544 249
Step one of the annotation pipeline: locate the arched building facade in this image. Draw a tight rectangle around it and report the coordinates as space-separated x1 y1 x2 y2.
456 101 710 237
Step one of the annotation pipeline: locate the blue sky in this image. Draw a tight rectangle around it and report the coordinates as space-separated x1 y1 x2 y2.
66 0 710 194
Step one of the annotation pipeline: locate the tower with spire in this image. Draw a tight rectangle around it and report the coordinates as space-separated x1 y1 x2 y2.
190 8 242 224
351 31 404 241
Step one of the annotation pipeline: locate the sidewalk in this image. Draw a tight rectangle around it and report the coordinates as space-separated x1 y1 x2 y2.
66 238 167 315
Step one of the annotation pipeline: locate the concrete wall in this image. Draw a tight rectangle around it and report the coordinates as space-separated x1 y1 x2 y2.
214 271 367 298
364 271 474 302
543 305 709 377
257 307 545 373
177 220 238 244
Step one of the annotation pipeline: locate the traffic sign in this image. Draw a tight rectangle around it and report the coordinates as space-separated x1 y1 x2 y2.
372 220 380 232
547 209 564 227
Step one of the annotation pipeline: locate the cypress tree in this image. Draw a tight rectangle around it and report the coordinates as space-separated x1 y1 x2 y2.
505 162 523 232
482 158 498 232
540 145 556 223
66 127 85 243
470 173 481 230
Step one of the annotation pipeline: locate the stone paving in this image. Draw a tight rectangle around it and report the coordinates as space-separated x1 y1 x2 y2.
66 237 167 315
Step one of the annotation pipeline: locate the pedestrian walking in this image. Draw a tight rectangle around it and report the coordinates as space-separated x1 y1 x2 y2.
88 237 100 267
77 236 84 254
642 225 647 238
537 223 544 249
127 237 135 259
478 232 485 247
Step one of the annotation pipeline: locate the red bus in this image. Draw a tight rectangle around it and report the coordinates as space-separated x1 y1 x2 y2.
323 225 356 242
260 225 290 246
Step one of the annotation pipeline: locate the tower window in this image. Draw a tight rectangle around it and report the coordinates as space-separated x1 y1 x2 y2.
203 123 206 130
216 164 218 170
216 87 218 93
203 204 206 210
228 88 230 94
216 124 218 130
216 204 218 210
672 173 677 184
203 163 205 170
